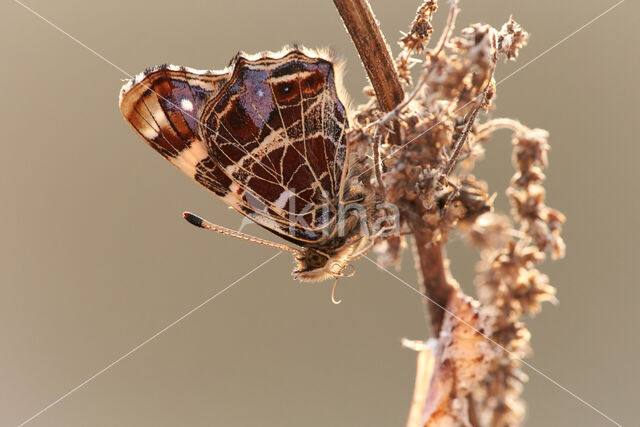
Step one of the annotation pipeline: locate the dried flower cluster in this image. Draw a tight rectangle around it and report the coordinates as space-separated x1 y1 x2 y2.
396 0 438 85
464 122 565 426
343 1 566 425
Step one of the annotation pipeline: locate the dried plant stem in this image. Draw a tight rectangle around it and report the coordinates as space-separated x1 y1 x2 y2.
433 0 459 56
372 130 385 193
333 0 405 112
411 230 456 334
475 117 524 138
443 92 486 176
335 0 454 336
467 395 480 427
406 346 435 427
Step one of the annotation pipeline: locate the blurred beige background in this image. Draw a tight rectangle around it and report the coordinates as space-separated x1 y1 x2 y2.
1 0 637 426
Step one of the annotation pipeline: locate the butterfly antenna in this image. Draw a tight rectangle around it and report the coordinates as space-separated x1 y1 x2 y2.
331 277 342 305
183 212 300 254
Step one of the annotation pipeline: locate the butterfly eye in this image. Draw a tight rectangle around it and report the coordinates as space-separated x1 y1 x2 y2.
307 251 328 269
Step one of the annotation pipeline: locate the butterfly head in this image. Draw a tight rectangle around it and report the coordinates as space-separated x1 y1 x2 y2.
293 248 334 282
293 239 363 282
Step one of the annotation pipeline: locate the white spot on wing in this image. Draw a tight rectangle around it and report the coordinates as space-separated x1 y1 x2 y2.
180 98 194 111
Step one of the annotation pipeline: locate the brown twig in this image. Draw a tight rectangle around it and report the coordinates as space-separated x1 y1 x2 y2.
432 0 459 57
371 129 386 194
403 339 436 427
410 230 456 334
333 0 405 112
443 92 487 177
334 0 453 337
475 117 523 139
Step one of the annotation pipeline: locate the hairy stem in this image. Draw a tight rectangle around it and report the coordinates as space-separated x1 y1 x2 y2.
333 0 405 112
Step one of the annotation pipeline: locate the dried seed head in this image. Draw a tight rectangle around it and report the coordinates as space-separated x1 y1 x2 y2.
400 0 438 52
512 128 550 171
497 17 529 60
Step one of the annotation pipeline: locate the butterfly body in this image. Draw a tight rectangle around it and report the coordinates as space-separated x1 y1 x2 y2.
119 47 382 281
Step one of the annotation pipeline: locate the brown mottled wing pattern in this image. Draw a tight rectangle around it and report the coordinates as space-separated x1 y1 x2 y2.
119 50 349 246
119 65 233 197
199 51 348 243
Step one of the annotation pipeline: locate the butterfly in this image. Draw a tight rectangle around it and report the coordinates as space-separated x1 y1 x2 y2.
119 47 391 282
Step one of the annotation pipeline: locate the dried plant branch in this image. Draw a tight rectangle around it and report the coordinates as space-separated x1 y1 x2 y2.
411 233 457 335
333 0 405 112
335 0 454 334
334 1 563 425
432 0 459 56
403 339 436 427
372 130 386 194
443 91 487 177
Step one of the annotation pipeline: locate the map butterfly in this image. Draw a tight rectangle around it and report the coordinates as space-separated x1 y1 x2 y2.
119 47 392 282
